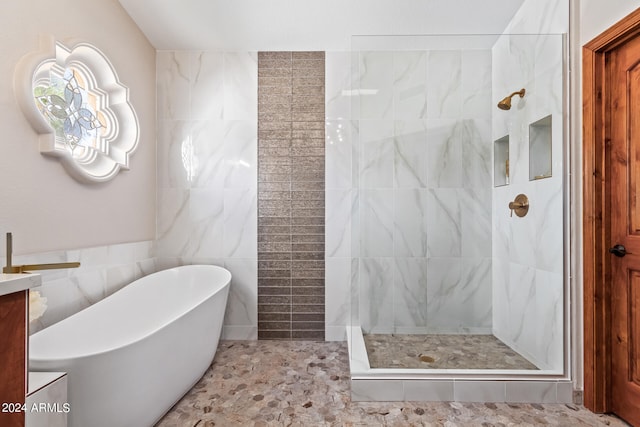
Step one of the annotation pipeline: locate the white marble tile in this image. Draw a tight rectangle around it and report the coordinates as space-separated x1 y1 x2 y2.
426 119 463 188
107 242 137 265
223 120 257 189
507 36 536 93
132 241 154 260
403 380 454 401
325 51 351 120
73 269 108 304
153 257 183 272
425 257 461 332
350 120 361 188
507 183 537 266
67 245 108 268
326 257 351 329
394 120 428 188
222 189 256 259
326 189 352 258
534 269 564 371
461 187 492 258
358 51 394 119
350 190 360 258
492 189 511 261
360 190 394 257
157 119 191 189
491 256 510 341
427 50 462 118
504 0 568 34
191 51 224 120
157 51 190 120
351 379 404 401
325 326 346 342
454 381 506 403
462 50 492 119
426 257 491 333
556 381 574 404
223 52 257 121
426 189 461 257
460 257 493 329
393 257 428 328
533 177 564 274
222 325 257 341
393 51 427 119
326 120 353 190
359 258 394 333
105 264 136 296
223 258 258 329
394 189 428 257
349 51 362 120
359 119 394 188
136 258 157 278
507 263 538 364
461 119 492 189
506 381 557 403
350 258 360 325
156 189 207 258
188 188 225 258
192 120 226 189
35 278 91 329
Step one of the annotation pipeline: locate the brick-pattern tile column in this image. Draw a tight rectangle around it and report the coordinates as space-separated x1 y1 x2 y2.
257 52 325 340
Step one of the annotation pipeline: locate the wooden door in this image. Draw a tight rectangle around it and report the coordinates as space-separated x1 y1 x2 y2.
608 31 640 427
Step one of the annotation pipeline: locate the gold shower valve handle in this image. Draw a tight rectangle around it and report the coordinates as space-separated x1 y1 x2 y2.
508 194 529 217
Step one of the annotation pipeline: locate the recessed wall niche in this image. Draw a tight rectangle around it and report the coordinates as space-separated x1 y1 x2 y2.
529 115 552 180
494 135 509 187
14 37 139 183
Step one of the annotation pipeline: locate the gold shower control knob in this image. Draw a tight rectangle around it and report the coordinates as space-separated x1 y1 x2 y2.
508 194 529 217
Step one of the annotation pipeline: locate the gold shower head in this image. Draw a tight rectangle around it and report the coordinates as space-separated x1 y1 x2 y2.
497 88 526 110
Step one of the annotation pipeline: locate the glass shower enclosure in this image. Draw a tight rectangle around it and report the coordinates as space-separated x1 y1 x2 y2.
346 33 569 400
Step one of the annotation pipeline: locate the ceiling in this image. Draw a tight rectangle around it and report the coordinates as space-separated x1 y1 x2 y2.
118 0 526 51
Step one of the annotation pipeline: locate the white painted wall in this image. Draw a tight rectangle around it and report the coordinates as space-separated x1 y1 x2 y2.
0 0 156 256
580 0 640 43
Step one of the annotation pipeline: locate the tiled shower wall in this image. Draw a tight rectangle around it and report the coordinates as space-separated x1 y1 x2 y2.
257 52 326 340
347 49 494 335
491 33 565 371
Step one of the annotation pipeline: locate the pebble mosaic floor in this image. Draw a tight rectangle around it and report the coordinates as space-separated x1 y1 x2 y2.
156 341 627 427
363 334 538 370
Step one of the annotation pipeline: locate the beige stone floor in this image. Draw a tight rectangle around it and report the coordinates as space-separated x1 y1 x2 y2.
364 334 538 370
156 341 627 427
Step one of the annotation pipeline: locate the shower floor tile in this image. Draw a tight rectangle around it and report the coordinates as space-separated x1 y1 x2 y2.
156 340 625 426
364 334 538 370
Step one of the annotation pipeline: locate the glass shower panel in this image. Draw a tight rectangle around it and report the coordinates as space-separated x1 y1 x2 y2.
348 34 567 374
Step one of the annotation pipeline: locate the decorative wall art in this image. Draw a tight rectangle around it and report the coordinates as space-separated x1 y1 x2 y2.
14 37 139 183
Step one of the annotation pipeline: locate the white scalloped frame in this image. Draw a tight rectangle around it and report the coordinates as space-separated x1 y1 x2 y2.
14 37 139 183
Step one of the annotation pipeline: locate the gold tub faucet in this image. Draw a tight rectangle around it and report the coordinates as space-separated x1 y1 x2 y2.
3 232 80 274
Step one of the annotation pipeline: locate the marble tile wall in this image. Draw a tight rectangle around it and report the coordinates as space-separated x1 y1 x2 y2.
257 51 326 340
325 51 356 341
491 33 565 371
6 240 156 334
325 49 494 337
156 51 258 340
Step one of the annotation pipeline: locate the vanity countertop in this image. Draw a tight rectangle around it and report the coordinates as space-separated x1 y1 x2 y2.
0 273 41 296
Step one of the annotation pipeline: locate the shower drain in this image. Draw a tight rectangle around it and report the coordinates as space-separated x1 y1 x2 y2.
418 354 435 363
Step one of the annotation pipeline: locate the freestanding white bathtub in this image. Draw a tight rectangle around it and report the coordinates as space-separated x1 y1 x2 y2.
29 265 231 427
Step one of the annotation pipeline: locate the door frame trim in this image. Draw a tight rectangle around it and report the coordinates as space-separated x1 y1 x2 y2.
583 7 640 413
